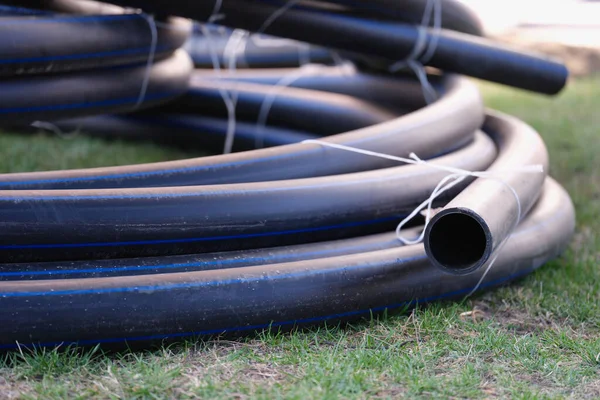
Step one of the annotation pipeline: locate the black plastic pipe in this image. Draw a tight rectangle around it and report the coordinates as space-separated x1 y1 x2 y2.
302 0 484 36
0 1 191 75
0 72 483 188
107 0 568 94
0 0 575 349
0 178 574 348
184 25 336 69
34 114 319 152
0 50 193 124
425 111 549 274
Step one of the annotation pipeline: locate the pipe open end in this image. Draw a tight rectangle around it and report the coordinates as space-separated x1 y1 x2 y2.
424 208 491 275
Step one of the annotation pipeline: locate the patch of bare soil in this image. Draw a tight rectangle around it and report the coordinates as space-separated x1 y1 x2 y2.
0 374 32 400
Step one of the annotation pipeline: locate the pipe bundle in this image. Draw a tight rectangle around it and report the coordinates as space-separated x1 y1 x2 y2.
0 0 574 349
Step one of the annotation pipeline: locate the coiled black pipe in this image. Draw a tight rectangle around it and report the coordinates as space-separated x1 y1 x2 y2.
0 178 574 349
0 1 193 122
0 0 575 348
0 8 190 76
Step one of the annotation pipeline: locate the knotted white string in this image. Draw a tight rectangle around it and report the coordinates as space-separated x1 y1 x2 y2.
215 0 314 152
197 0 305 153
389 0 442 104
302 139 546 296
197 20 240 155
301 139 543 247
254 62 355 148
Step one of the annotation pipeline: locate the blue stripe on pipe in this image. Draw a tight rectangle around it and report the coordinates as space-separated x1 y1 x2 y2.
0 150 306 188
0 267 534 349
0 254 427 297
0 14 142 25
0 235 402 278
0 215 399 250
0 45 172 64
0 5 52 15
0 91 178 114
0 138 476 193
1 206 560 279
0 99 465 187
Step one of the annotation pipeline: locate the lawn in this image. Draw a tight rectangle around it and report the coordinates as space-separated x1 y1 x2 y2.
0 76 599 399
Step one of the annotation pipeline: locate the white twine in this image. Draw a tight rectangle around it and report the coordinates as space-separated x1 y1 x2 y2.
222 29 250 153
254 62 355 148
301 139 543 242
135 13 158 109
198 23 239 155
198 0 531 297
257 0 302 34
223 29 250 69
251 8 354 149
30 121 82 139
301 139 544 294
208 0 224 23
196 0 248 155
388 0 442 104
211 0 307 153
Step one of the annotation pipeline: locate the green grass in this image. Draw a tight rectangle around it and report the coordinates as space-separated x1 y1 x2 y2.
0 132 200 173
1 76 599 399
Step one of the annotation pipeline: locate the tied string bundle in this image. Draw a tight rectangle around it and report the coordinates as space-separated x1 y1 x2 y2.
211 0 544 296
199 0 323 153
302 140 545 296
0 0 575 349
388 0 442 104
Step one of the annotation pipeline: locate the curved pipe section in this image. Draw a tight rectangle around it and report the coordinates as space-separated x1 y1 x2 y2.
0 178 574 348
0 73 483 189
108 0 568 94
0 0 191 76
424 110 549 274
0 0 575 348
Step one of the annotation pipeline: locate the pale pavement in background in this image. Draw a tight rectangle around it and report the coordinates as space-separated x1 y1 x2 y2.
457 0 600 49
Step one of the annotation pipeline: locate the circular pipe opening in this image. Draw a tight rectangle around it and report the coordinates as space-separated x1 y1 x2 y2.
425 210 491 274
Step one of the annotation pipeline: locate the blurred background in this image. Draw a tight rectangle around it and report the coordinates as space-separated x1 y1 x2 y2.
458 0 600 76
